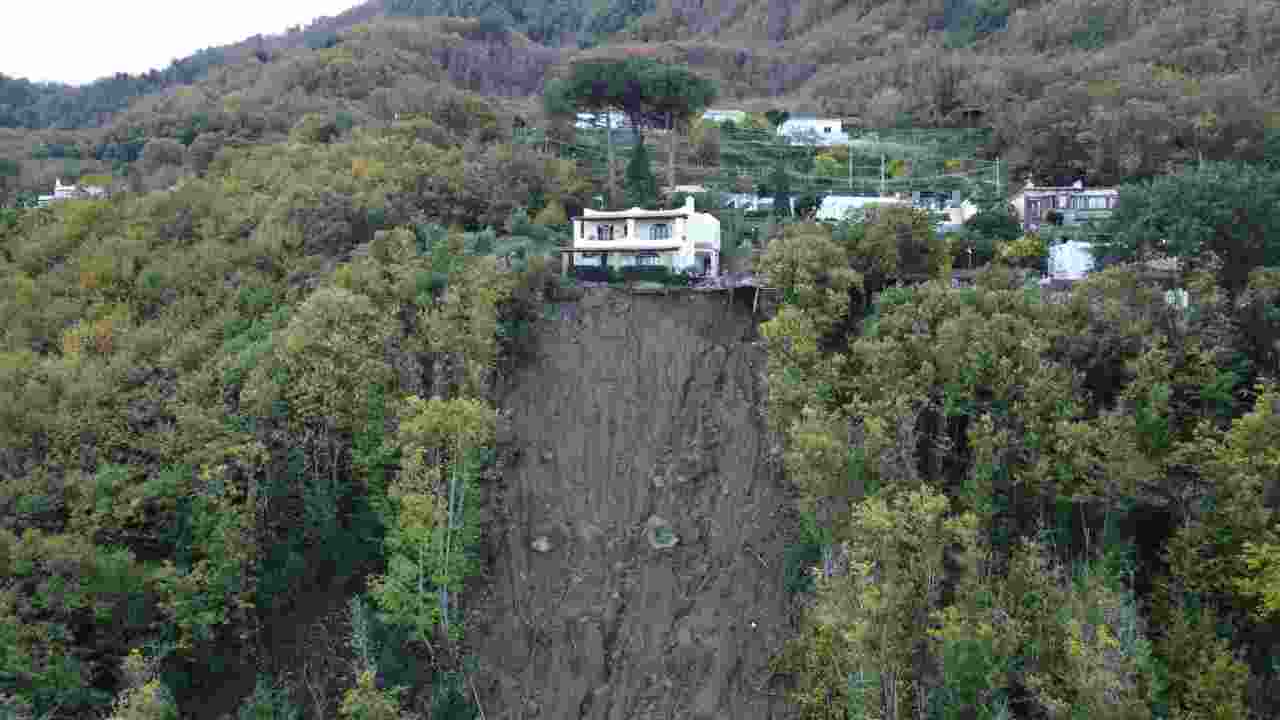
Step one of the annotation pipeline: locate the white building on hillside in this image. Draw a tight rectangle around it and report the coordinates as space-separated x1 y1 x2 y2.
817 195 908 221
575 111 630 130
36 178 106 207
566 196 721 276
701 109 747 124
1048 240 1095 280
779 114 849 146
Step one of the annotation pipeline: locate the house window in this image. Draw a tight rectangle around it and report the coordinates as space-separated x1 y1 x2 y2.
650 223 671 241
1089 196 1109 210
636 253 661 266
596 224 614 241
576 253 604 267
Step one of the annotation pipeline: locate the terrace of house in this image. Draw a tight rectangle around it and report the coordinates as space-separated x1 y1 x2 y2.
575 215 689 250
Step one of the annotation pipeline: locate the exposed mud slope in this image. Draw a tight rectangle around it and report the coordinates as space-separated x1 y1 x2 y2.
472 288 798 720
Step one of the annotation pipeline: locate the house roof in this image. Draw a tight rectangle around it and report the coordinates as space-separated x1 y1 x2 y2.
571 214 690 221
1022 187 1118 194
573 207 692 221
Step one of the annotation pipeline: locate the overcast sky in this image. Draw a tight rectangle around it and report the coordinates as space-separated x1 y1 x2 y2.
2 1 362 86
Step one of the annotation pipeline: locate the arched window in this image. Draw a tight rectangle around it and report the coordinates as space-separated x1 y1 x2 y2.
650 223 670 241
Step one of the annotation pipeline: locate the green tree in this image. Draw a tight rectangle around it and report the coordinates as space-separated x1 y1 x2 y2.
106 650 179 720
0 158 20 207
769 161 791 217
757 222 860 332
635 61 717 190
842 205 950 296
545 58 716 202
241 286 396 431
234 675 301 720
1095 161 1280 295
962 204 1022 245
339 671 406 720
804 485 980 720
371 396 495 642
624 141 659 208
996 232 1049 273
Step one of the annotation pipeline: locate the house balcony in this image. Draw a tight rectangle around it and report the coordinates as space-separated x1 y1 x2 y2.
573 236 685 252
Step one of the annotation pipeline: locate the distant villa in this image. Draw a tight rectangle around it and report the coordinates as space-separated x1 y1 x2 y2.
36 177 106 208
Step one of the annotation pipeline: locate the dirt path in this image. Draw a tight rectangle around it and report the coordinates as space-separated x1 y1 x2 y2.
470 288 798 720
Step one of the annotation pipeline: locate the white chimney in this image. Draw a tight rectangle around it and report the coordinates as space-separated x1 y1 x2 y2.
684 196 695 213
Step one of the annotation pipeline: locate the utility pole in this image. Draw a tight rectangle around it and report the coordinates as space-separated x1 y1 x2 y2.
848 141 853 190
880 153 886 196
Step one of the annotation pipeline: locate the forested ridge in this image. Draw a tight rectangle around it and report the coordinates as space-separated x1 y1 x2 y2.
0 0 648 132
2 1 1280 719
4 0 1280 188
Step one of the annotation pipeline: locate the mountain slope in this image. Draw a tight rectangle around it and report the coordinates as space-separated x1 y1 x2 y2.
611 0 1280 183
0 16 565 198
4 0 1280 192
0 0 655 131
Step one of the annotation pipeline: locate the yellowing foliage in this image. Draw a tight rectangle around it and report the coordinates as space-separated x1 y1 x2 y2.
1239 539 1280 618
339 671 406 720
242 286 395 430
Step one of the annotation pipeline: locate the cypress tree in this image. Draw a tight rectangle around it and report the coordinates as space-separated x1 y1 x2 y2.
770 160 791 217
625 141 659 208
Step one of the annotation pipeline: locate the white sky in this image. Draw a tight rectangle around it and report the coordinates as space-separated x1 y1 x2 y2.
1 1 362 86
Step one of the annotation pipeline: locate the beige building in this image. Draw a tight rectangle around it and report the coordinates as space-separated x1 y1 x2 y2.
566 197 721 277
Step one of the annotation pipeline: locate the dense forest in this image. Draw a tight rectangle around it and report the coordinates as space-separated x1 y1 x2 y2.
0 107 583 718
2 1 1280 718
755 153 1280 718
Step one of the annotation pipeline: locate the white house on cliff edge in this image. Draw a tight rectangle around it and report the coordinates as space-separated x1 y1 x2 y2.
565 196 721 277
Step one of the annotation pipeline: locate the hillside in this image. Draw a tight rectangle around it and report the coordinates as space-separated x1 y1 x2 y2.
0 16 563 200
0 0 651 132
612 0 1280 184
5 0 1279 195
3 4 1280 719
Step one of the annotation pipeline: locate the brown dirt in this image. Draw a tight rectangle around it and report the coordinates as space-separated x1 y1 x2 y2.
469 287 799 720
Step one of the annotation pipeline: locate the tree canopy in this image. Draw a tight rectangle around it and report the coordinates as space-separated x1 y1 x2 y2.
1094 161 1280 294
544 57 716 142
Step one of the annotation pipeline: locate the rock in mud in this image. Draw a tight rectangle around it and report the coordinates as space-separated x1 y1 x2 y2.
645 516 679 550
